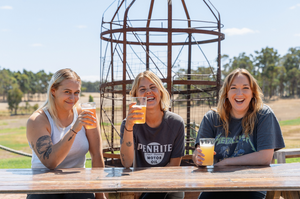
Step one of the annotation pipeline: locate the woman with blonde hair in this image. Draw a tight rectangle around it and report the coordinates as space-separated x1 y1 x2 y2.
26 68 105 199
120 70 185 199
193 68 285 199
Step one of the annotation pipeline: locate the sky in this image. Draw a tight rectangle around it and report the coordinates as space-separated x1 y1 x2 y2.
0 0 300 82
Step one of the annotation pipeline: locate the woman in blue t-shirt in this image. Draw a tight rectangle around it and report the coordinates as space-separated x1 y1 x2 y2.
193 68 285 199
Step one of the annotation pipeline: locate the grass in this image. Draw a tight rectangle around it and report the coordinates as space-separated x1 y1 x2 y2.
279 117 300 126
0 117 300 169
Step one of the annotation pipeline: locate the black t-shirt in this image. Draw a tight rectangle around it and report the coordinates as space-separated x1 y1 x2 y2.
120 111 185 167
195 105 285 163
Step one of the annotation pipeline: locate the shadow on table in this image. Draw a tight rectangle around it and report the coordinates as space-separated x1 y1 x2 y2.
192 165 271 173
7 168 81 176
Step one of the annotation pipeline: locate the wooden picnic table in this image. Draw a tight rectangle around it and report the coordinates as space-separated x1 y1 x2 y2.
0 163 300 199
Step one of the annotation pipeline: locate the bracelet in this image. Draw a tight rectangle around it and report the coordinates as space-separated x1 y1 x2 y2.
70 129 77 134
124 126 133 132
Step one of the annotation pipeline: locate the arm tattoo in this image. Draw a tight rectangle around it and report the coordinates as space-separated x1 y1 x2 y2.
126 141 132 147
68 134 75 141
121 153 125 164
36 135 53 160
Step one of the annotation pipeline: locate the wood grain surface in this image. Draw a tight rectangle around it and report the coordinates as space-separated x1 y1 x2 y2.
1 163 300 195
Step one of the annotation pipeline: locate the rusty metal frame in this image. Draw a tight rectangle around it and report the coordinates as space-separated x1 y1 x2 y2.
100 0 224 154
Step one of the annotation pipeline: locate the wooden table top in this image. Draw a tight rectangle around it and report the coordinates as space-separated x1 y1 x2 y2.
1 163 300 194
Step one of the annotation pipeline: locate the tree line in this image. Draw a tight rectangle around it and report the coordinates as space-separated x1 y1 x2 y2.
0 68 100 115
1 46 299 115
222 47 300 99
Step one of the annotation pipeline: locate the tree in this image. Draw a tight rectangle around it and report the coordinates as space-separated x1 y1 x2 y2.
254 47 280 99
0 69 17 101
7 84 23 115
89 95 94 102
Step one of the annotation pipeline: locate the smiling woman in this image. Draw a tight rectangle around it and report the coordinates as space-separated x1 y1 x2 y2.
120 71 185 199
193 68 285 199
26 68 106 199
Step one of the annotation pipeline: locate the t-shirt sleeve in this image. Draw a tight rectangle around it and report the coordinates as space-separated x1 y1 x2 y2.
195 111 216 147
170 117 185 158
120 120 126 145
256 106 285 151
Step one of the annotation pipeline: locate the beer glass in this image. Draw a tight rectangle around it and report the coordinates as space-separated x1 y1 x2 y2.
199 138 215 166
81 102 96 129
132 97 147 124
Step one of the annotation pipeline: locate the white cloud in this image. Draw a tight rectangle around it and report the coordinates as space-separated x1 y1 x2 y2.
31 43 43 47
223 28 259 36
0 5 13 9
295 34 300 37
76 25 87 29
1 29 10 32
289 3 300 10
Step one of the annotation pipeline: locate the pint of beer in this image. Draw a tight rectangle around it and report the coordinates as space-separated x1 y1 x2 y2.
81 102 97 129
199 138 215 166
132 97 147 124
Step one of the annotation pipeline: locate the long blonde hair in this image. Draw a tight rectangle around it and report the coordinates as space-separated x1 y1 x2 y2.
214 68 263 137
39 68 81 127
130 71 170 111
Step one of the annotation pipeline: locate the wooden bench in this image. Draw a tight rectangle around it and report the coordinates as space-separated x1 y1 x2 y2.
273 148 300 163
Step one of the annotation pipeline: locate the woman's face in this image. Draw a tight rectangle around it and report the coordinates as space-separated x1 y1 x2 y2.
227 74 253 118
136 77 161 110
51 79 81 111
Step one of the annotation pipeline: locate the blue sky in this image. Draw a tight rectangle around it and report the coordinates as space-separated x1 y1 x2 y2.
0 0 300 82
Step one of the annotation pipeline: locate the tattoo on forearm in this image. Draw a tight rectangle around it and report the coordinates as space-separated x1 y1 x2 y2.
121 153 125 164
68 134 75 141
36 135 53 160
126 141 132 147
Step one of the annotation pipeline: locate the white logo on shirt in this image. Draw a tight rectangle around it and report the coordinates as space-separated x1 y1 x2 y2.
137 142 172 165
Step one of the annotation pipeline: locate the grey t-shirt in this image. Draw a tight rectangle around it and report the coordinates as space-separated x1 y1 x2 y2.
120 111 185 167
196 104 285 163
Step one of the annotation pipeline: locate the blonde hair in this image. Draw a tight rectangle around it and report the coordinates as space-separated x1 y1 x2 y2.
130 71 170 111
39 68 81 127
214 68 263 137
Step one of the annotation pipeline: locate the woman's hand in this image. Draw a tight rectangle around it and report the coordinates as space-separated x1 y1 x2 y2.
193 146 216 166
72 110 96 132
124 102 144 131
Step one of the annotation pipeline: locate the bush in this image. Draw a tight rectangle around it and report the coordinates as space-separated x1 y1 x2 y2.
89 95 94 102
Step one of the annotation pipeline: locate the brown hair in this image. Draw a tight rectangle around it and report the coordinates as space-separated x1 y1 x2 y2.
213 68 263 136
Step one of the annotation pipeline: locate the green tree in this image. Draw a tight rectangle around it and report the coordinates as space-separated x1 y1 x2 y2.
7 85 23 115
88 95 94 102
0 69 17 101
254 47 280 99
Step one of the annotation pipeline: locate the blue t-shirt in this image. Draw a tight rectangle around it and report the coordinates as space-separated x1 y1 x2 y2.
196 105 285 163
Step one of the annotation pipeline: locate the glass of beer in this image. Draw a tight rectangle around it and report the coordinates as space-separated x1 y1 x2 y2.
81 102 97 129
199 138 215 167
132 97 147 124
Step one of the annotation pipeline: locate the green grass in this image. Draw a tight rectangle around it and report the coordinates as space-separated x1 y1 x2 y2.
279 117 300 126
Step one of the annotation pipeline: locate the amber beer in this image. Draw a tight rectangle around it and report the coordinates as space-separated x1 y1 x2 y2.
199 138 215 166
132 105 146 124
81 102 97 129
132 97 147 124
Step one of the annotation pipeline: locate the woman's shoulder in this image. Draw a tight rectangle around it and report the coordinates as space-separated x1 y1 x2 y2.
165 111 184 122
258 104 275 115
27 109 49 127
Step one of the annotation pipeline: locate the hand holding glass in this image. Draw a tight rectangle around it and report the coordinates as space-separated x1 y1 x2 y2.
199 138 215 166
132 97 147 124
81 102 96 129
